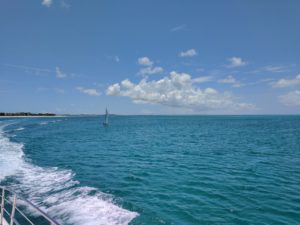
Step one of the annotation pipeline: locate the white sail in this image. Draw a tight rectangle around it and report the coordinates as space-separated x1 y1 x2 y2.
103 108 109 125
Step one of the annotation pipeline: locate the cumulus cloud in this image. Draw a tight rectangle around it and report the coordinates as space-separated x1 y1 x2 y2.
137 57 163 75
138 66 163 76
106 71 254 111
77 87 101 96
227 57 247 67
42 0 52 7
137 57 153 66
179 49 197 57
55 66 67 79
279 90 300 106
218 75 242 88
272 74 300 88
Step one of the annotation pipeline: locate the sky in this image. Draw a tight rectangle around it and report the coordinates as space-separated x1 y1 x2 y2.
1 0 300 115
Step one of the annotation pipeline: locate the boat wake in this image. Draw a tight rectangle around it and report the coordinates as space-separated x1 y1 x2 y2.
0 124 138 225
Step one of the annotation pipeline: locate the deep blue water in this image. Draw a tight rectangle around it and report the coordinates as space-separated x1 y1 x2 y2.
0 116 300 225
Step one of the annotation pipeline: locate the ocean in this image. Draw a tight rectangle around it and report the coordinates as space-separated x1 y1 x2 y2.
0 116 299 225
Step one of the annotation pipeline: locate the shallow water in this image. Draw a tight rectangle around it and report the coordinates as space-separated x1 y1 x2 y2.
0 116 300 225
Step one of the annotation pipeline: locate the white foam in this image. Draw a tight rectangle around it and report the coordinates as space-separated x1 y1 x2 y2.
0 128 24 180
39 120 61 125
0 125 138 225
15 127 25 131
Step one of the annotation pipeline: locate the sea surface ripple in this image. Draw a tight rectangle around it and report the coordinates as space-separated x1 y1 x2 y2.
0 116 299 225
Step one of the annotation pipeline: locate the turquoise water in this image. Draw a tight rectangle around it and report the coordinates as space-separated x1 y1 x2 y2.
0 116 300 225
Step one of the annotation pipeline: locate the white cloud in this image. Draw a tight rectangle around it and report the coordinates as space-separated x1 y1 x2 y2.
179 49 197 57
250 65 292 74
106 83 120 95
42 0 52 7
218 75 242 88
227 57 247 67
272 74 300 88
137 57 153 66
263 66 288 73
192 76 213 83
106 71 254 111
137 57 163 75
114 56 120 62
138 66 163 76
4 64 51 76
170 24 186 32
77 87 101 96
279 90 300 106
55 66 67 79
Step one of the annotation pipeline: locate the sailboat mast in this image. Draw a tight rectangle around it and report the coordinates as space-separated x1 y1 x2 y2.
105 108 108 124
103 108 109 126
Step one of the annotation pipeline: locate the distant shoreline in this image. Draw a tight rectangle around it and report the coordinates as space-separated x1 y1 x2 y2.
0 112 58 117
0 116 65 118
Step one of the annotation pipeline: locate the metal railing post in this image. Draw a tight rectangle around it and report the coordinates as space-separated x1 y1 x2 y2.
10 194 16 225
0 188 4 225
0 186 59 225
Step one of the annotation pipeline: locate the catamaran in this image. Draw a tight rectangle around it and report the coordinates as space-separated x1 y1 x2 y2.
103 108 109 126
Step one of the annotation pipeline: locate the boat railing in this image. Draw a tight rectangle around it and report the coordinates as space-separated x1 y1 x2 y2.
0 186 60 225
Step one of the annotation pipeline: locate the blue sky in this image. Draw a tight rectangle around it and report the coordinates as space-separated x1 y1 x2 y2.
1 0 300 114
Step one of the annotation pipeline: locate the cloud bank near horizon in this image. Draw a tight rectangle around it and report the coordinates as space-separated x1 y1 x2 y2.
106 71 255 112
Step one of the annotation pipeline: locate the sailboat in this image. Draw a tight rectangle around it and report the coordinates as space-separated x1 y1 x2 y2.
103 108 109 126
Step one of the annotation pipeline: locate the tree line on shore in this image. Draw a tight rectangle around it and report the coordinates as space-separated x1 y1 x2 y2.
0 112 56 116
